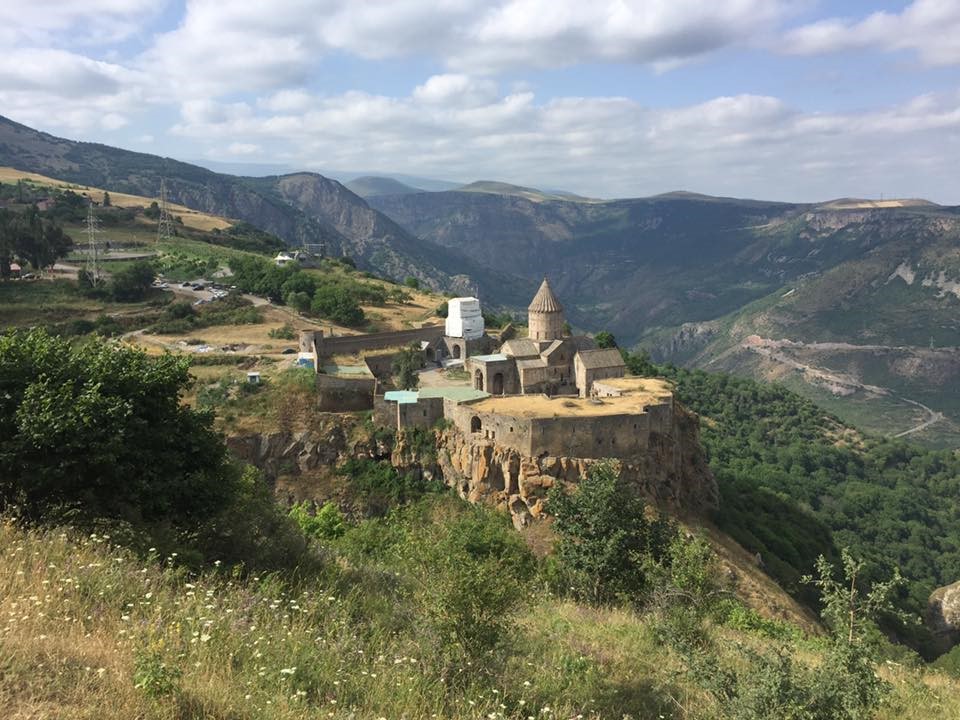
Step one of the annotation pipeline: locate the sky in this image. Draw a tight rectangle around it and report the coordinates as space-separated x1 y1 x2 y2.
1 0 959 202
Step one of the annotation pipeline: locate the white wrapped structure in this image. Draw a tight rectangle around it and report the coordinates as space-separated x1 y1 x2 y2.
445 297 485 340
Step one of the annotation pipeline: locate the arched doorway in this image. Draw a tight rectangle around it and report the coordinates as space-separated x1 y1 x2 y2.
470 416 481 433
492 372 504 395
453 344 462 359
474 369 484 391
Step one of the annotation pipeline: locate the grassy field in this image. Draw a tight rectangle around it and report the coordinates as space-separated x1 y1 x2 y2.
2 517 958 720
0 167 230 231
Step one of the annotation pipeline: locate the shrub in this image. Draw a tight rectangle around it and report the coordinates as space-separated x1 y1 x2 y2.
110 260 155 301
547 460 675 605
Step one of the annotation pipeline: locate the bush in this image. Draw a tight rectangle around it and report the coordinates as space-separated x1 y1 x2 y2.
268 322 297 340
311 285 365 326
547 461 675 605
110 260 155 301
290 501 347 540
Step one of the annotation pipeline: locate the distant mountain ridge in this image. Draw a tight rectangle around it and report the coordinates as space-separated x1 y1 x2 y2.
4 114 960 443
0 115 477 289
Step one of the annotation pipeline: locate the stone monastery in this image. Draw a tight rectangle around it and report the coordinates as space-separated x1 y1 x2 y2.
364 278 678 462
291 279 713 527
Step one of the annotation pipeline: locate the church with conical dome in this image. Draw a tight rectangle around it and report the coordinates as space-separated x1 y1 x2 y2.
466 277 625 397
527 277 565 341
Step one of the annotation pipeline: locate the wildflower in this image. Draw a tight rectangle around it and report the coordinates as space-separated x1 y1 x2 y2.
280 667 297 675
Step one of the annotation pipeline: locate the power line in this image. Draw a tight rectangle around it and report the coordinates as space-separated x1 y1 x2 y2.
84 201 103 285
156 178 174 245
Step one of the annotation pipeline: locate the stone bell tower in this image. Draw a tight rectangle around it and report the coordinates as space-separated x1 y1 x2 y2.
527 277 565 342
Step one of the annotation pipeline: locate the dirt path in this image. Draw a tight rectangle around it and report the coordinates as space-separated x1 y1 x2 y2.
739 335 947 438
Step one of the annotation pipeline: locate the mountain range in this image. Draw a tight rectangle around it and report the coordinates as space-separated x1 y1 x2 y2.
2 114 959 444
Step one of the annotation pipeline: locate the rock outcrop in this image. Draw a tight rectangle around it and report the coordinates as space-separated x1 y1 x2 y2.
227 402 717 529
927 580 960 654
436 403 717 529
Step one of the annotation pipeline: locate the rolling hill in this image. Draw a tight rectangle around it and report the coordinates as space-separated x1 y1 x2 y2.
344 175 423 197
5 114 960 444
0 115 475 290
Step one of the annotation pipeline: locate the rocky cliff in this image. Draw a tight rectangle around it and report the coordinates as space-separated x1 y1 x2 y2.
432 403 717 528
227 400 717 528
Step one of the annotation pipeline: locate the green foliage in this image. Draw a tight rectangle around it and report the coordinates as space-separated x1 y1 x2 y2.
149 292 262 334
418 506 533 667
133 648 181 699
547 461 675 605
311 283 365 326
268 322 297 340
289 501 346 540
391 343 422 390
802 549 910 645
0 328 309 571
594 330 617 348
0 205 73 276
109 260 155 301
435 301 448 318
659 549 898 720
403 276 420 289
337 458 443 515
932 644 960 677
625 352 960 651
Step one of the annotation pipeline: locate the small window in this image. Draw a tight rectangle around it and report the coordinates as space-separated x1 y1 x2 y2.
509 426 514 432
423 410 427 417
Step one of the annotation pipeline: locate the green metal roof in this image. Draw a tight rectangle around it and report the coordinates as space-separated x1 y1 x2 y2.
383 387 489 405
383 390 419 404
419 387 489 402
469 353 509 362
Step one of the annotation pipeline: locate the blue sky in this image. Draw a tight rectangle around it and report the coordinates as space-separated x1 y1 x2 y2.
1 1 958 202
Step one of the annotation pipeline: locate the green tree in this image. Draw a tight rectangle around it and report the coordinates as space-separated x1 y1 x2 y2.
391 344 422 390
548 460 675 605
0 329 235 527
110 260 155 301
311 285 365 326
435 301 448 318
289 501 346 540
403 276 420 289
102 191 111 207
594 330 617 348
11 205 73 271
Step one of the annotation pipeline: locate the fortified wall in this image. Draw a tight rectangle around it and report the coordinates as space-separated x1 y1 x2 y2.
416 377 718 527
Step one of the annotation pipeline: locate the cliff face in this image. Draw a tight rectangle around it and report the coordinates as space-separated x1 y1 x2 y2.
432 402 717 529
227 401 717 528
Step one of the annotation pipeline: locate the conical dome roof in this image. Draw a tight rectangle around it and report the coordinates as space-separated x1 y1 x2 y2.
528 278 563 313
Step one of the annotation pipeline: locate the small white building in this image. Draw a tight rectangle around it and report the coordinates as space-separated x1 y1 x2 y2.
274 252 295 267
445 297 485 340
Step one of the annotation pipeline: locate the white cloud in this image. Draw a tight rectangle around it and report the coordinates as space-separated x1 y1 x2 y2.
783 0 960 65
0 48 148 133
166 81 960 203
140 0 790 98
227 142 261 155
0 0 160 45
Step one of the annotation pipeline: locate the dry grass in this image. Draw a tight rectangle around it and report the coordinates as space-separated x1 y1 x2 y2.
0 166 231 231
2 520 959 720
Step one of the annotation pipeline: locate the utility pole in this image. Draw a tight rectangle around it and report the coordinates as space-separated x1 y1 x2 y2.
156 178 174 245
85 201 102 285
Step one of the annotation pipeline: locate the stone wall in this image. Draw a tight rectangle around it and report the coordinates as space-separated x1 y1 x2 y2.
397 396 445 430
315 325 444 357
316 374 376 412
437 401 717 528
448 400 534 453
447 395 675 461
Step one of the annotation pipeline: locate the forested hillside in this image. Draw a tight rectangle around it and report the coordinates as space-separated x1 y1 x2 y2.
624 350 960 654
